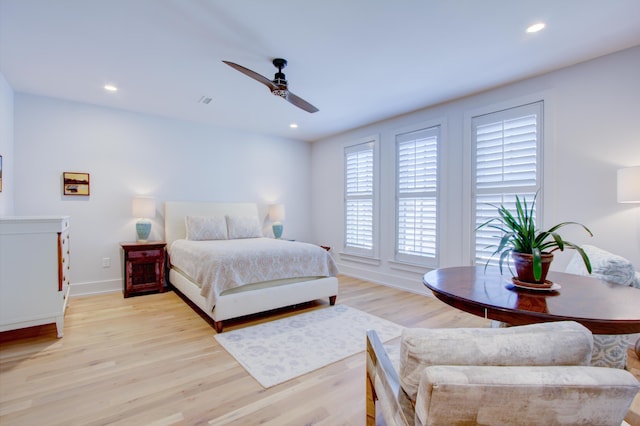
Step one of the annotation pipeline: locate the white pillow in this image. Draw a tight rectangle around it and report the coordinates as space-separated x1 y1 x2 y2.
185 216 227 240
565 244 635 286
226 215 263 239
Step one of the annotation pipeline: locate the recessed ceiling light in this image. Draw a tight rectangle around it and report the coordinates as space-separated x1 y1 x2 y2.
289 123 298 129
526 22 546 33
104 84 118 92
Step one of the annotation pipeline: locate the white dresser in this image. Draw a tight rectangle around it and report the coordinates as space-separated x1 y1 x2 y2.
0 216 71 337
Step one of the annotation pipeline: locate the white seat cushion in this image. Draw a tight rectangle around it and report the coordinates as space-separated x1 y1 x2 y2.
414 365 640 426
399 321 592 402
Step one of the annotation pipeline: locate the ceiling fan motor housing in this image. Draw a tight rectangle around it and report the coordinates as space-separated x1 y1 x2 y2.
272 58 287 69
272 58 288 94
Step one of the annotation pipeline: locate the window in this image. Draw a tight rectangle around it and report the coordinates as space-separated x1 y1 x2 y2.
472 102 543 266
344 140 375 255
396 125 440 265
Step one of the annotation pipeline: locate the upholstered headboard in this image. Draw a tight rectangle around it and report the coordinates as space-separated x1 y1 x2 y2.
164 201 260 245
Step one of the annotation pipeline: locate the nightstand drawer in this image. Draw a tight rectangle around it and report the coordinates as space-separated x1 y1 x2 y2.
127 249 161 260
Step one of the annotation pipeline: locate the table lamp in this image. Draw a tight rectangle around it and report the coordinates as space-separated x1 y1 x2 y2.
132 196 156 242
617 166 640 203
269 204 285 239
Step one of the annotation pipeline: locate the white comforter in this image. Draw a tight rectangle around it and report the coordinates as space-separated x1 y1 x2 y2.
168 238 338 310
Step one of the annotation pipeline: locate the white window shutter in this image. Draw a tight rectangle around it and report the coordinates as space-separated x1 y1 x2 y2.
472 102 542 267
396 126 439 264
345 141 375 253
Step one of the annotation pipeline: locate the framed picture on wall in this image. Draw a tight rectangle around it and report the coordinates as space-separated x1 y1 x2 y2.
63 172 90 196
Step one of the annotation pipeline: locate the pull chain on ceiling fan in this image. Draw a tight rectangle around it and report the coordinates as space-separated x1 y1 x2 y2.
222 58 319 113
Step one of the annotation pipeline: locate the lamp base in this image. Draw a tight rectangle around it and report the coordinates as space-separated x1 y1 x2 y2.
136 219 152 242
272 223 283 239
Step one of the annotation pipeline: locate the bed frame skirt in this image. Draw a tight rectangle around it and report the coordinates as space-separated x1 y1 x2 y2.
169 268 338 332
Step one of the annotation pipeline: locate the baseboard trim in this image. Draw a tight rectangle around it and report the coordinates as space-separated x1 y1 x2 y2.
70 279 122 297
336 265 433 297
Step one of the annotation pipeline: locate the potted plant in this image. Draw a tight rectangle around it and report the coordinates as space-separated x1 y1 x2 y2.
476 193 593 287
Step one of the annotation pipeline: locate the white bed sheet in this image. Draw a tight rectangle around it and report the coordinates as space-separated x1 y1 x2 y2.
168 237 338 310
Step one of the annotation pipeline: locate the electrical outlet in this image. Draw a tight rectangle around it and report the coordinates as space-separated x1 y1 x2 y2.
102 257 111 268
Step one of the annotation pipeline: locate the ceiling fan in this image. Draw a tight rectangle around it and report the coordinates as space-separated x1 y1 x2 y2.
222 58 319 113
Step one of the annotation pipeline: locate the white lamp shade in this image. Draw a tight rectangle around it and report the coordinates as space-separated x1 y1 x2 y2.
617 166 640 203
269 204 285 222
132 196 156 218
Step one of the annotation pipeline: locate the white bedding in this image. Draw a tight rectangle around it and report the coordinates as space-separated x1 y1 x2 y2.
168 237 338 310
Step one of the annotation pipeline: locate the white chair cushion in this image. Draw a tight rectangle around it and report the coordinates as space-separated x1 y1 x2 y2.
399 321 593 402
414 365 640 426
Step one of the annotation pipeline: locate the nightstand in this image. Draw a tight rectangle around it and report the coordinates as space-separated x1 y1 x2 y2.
120 242 166 298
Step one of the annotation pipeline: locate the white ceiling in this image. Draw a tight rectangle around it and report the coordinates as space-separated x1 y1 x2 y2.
1 0 639 142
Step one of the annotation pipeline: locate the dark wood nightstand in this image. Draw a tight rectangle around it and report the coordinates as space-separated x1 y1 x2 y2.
120 242 166 298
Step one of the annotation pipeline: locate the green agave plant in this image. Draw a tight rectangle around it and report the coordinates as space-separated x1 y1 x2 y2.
476 193 593 281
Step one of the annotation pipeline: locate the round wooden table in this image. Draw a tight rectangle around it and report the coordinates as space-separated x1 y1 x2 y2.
423 266 640 335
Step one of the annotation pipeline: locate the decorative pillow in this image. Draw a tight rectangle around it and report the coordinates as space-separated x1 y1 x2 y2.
226 215 263 239
591 334 630 369
398 321 592 403
185 216 227 241
565 244 635 286
564 245 637 368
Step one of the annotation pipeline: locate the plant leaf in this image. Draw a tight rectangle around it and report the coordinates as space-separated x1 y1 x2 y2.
563 242 593 273
473 191 593 278
532 246 542 281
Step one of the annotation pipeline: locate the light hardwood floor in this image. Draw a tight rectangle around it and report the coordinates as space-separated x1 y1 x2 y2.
1 275 639 425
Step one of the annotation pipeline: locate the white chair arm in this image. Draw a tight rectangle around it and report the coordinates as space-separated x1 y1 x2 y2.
366 330 412 426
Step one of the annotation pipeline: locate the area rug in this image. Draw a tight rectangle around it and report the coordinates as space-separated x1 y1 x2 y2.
214 304 403 388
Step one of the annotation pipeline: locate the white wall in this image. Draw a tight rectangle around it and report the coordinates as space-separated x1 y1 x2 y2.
311 46 640 294
0 72 14 215
7 47 640 298
12 94 312 295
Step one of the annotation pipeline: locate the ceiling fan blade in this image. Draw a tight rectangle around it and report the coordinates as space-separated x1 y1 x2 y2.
224 59 318 113
222 60 277 91
286 91 319 113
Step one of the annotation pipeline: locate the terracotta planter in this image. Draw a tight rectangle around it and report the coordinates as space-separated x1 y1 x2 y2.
511 252 554 285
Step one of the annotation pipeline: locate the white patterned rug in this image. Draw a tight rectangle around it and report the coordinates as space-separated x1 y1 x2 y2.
214 304 403 388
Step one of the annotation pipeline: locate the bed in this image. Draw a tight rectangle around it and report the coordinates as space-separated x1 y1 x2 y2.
164 201 339 332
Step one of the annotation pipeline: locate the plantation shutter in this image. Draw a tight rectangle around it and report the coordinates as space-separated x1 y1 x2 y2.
396 126 439 264
345 141 375 253
472 102 542 266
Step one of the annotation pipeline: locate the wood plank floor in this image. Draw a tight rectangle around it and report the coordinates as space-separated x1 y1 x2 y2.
1 275 638 425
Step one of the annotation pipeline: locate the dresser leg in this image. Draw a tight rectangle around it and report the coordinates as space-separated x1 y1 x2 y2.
55 316 64 338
